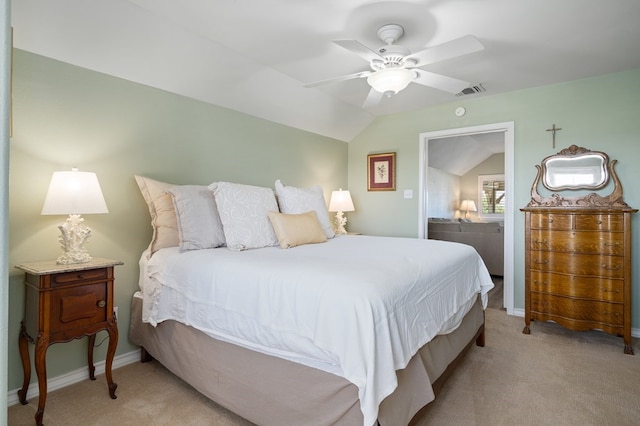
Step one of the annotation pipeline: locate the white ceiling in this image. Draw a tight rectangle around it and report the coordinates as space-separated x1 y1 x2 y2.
11 0 640 142
429 132 505 176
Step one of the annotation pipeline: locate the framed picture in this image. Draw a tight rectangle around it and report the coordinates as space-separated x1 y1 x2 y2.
367 152 396 191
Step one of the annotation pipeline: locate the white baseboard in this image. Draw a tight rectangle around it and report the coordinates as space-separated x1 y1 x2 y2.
7 349 140 407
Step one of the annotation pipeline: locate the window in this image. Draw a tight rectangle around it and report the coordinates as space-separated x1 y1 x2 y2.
478 174 505 219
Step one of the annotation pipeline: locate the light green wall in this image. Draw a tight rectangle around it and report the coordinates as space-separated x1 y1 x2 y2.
348 68 640 328
7 50 347 391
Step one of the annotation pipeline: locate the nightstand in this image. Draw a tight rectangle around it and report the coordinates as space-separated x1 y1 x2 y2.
16 258 123 426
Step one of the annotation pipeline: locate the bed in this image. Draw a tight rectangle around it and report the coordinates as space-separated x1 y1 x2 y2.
128 177 494 426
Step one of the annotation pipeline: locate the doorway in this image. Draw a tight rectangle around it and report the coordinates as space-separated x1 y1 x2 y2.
418 122 515 315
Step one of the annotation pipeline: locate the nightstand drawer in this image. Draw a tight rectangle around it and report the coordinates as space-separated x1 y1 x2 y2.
50 283 108 331
52 269 108 287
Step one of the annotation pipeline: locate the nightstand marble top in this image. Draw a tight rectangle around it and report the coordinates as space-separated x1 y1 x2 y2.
15 258 124 275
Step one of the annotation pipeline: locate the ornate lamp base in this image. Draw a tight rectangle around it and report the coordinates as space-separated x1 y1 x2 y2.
334 211 348 235
56 214 93 264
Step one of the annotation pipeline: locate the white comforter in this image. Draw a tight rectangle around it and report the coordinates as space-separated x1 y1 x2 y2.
140 235 493 426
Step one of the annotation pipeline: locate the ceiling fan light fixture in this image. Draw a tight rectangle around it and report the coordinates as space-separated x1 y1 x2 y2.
367 68 416 96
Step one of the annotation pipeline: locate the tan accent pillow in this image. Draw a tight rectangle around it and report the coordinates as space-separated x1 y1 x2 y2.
268 211 327 249
134 175 179 256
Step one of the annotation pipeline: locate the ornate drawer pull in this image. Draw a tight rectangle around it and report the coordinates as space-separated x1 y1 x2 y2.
604 242 620 247
97 300 106 308
547 219 554 223
603 265 621 270
534 259 549 265
602 288 621 293
534 239 548 245
597 220 603 224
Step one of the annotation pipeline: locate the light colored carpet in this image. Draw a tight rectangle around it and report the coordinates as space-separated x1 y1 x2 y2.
9 308 639 425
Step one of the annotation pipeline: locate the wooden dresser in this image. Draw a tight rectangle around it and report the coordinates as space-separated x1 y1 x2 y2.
522 145 636 354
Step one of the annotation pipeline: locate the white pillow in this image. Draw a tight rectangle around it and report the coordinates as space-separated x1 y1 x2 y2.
209 182 279 251
274 180 335 239
167 185 226 251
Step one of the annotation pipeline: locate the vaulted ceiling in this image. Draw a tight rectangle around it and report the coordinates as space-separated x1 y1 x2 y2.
11 0 640 142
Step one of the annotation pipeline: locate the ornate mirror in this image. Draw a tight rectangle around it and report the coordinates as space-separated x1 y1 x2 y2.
542 150 608 190
527 145 628 208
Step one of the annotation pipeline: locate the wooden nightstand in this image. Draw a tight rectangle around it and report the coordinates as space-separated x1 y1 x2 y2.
16 258 123 426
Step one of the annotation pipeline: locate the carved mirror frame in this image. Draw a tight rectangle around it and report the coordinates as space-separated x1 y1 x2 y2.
527 145 629 208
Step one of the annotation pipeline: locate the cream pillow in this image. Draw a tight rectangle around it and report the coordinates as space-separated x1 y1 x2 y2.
274 180 335 239
167 185 226 251
134 175 179 256
209 182 279 251
268 211 327 249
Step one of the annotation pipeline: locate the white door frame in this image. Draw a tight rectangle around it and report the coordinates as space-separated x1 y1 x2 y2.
418 122 515 315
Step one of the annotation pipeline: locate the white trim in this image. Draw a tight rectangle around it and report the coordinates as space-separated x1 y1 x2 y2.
6 349 141 407
419 122 515 315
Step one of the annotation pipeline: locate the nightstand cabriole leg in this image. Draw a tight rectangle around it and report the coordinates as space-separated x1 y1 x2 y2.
105 320 119 399
88 334 97 380
17 323 31 405
34 334 50 426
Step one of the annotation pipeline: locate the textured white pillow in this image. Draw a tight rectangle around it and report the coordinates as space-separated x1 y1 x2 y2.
209 182 279 251
274 180 335 239
167 185 226 251
134 175 179 256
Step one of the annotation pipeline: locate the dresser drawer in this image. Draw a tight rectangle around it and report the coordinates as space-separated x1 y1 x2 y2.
49 283 108 332
530 251 624 278
530 230 624 255
530 271 624 302
530 293 623 326
51 269 108 288
530 213 573 230
575 214 624 231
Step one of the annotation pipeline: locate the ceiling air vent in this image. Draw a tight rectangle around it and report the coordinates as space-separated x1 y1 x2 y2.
455 84 486 97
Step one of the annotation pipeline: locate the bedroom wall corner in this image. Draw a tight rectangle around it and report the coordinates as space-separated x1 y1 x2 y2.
347 68 640 331
6 49 348 394
1 0 13 417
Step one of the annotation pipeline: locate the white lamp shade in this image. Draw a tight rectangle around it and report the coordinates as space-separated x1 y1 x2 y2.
329 189 355 212
367 68 416 95
41 170 109 215
459 199 477 212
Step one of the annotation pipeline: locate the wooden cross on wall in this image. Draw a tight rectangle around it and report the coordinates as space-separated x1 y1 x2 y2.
546 124 563 149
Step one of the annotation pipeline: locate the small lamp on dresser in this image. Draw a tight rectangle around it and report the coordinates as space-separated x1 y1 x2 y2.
459 199 477 219
41 168 109 264
329 188 355 234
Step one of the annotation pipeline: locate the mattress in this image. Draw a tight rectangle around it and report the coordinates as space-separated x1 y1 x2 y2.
138 235 493 425
129 292 486 426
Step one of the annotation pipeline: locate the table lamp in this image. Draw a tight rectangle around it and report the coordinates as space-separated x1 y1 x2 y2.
328 189 355 234
41 168 109 264
460 199 477 219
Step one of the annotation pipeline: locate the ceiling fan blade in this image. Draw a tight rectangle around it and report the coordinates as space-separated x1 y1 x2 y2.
405 35 484 67
362 88 384 109
334 39 385 63
303 70 372 88
413 70 470 94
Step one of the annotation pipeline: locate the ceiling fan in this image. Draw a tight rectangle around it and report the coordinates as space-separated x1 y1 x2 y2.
304 24 484 108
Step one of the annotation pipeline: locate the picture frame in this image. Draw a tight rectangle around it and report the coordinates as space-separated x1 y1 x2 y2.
367 152 396 191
